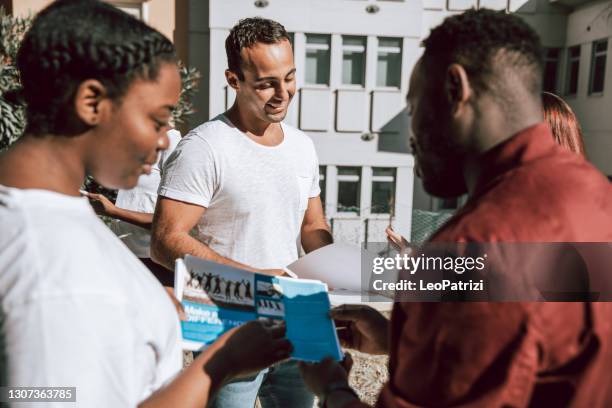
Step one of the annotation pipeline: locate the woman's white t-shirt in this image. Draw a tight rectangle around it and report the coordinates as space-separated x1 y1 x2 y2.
0 186 182 407
112 129 181 258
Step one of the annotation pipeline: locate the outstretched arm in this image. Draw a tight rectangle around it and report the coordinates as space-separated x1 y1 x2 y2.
85 192 154 230
140 320 292 407
301 196 333 253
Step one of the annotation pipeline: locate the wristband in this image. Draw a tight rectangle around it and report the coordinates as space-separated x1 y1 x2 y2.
319 381 358 408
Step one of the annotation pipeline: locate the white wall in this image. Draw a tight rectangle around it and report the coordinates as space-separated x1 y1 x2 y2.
564 0 612 175
517 0 569 46
511 0 612 175
209 0 422 37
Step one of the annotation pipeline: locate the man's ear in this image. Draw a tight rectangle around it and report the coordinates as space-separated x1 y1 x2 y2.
225 70 240 91
73 79 108 126
445 64 472 116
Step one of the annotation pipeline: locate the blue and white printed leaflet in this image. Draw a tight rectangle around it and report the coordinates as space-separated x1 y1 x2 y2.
174 255 343 362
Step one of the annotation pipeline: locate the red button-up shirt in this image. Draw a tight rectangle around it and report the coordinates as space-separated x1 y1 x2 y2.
349 123 612 407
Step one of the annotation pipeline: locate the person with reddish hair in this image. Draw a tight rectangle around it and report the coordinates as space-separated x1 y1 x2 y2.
542 91 586 157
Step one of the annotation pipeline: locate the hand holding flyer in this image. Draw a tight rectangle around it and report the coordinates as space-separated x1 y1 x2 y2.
175 255 343 362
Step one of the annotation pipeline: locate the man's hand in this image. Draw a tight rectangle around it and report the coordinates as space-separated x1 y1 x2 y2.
204 319 293 381
84 192 116 217
332 305 390 355
299 354 353 398
385 226 409 253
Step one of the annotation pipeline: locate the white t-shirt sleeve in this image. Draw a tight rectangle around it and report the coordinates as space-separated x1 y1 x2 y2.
4 295 146 407
157 135 217 208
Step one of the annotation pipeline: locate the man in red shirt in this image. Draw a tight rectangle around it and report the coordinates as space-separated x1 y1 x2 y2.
299 9 612 407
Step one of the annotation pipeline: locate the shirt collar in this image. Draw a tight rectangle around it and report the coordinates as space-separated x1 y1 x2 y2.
470 122 557 201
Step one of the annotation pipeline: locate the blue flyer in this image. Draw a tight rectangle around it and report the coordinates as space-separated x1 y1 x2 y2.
175 255 343 362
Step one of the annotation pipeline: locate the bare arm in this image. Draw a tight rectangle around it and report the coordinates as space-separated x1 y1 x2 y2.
140 320 292 408
300 196 333 253
86 192 154 230
150 196 257 271
109 207 153 230
139 342 226 408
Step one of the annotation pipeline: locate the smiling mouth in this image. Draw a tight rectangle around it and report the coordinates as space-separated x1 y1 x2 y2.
265 103 284 111
142 163 154 175
142 156 157 173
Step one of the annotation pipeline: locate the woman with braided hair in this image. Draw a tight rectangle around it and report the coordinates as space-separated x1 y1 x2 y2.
0 1 291 406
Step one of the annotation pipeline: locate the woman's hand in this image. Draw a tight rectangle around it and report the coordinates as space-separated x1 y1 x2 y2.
332 305 390 355
141 320 291 408
204 319 293 381
83 191 117 217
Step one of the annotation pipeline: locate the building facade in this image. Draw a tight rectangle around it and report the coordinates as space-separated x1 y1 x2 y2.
183 0 612 244
6 0 612 244
185 0 420 244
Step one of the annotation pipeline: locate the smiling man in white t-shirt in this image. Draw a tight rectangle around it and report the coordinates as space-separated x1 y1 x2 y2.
151 17 332 408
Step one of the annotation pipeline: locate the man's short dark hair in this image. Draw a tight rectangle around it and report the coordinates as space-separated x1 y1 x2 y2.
422 9 543 99
225 17 290 80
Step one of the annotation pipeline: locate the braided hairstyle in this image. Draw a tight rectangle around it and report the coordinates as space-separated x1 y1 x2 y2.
17 0 176 136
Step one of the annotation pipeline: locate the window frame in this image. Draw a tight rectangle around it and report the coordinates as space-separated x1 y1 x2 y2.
376 37 403 89
370 167 396 215
588 38 608 96
110 1 147 21
305 34 332 87
336 166 361 215
543 47 560 93
341 35 367 88
565 45 581 96
319 166 327 212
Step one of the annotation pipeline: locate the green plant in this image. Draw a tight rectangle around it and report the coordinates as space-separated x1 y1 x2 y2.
0 7 30 150
174 63 201 126
0 7 201 201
